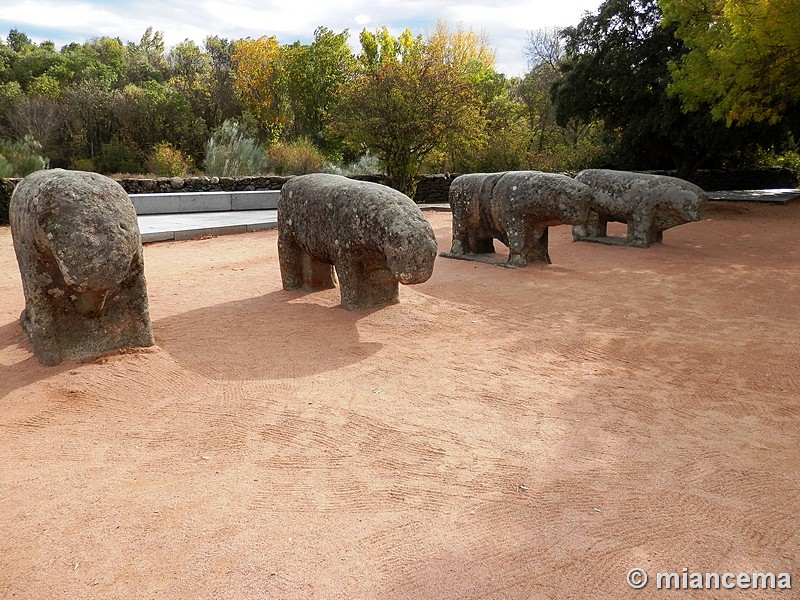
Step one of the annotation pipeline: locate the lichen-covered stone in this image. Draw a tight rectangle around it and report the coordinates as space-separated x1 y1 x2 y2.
278 173 438 310
10 169 154 366
441 171 592 267
572 169 708 248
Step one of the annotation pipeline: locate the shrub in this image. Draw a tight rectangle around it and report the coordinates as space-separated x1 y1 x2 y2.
70 158 96 172
147 142 193 177
773 150 800 180
323 152 383 176
204 119 267 176
0 178 14 225
0 135 48 178
267 138 325 175
93 140 143 175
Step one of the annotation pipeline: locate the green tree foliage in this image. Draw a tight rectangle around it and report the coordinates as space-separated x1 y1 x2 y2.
92 138 142 173
167 39 211 117
283 27 356 150
113 81 208 163
203 36 241 128
329 23 488 196
661 0 800 127
204 119 267 176
61 80 116 159
0 134 48 177
552 0 782 176
6 94 61 163
514 28 608 172
125 27 168 84
5 31 65 92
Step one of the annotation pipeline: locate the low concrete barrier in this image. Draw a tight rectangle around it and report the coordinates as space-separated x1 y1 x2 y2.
130 190 280 215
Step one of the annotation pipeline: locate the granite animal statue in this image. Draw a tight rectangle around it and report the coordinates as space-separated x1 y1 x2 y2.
278 173 438 310
441 171 593 267
572 169 708 247
10 169 154 366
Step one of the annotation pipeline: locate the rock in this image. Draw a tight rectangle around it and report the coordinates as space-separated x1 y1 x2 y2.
442 171 592 267
10 169 154 366
278 173 438 310
573 169 708 248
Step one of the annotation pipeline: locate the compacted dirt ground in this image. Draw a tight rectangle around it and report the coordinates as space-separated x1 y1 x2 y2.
1 203 798 599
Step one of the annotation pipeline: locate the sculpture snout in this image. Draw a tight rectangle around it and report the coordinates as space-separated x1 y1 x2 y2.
388 235 437 285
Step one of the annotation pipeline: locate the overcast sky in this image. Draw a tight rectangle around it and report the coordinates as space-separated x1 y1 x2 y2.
0 0 604 77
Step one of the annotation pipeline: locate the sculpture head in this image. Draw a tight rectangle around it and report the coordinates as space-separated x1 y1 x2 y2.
653 183 708 230
30 170 140 315
383 217 438 285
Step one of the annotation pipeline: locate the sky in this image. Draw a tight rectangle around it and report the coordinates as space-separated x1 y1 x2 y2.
0 0 604 77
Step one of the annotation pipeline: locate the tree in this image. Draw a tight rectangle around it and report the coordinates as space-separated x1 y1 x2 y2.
0 134 48 177
6 95 62 163
517 28 608 172
329 24 488 196
283 27 356 149
661 0 800 127
61 80 116 160
113 80 208 165
166 39 215 129
552 0 782 176
6 35 65 92
520 29 563 156
203 36 241 129
125 27 168 84
231 36 287 141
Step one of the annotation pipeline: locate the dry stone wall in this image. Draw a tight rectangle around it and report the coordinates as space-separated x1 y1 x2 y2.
114 173 458 203
1 168 796 225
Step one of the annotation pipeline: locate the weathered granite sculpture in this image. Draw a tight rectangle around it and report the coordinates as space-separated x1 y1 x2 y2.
440 171 593 267
278 173 438 310
10 169 154 366
572 169 708 248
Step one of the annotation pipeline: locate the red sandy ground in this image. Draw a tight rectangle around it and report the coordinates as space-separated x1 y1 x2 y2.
0 204 798 599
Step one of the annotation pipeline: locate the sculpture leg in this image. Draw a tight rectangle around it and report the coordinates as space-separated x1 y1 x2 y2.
451 205 494 254
509 225 551 267
628 209 656 248
300 252 336 289
19 303 62 366
336 258 399 310
279 230 335 290
449 206 470 255
573 210 605 240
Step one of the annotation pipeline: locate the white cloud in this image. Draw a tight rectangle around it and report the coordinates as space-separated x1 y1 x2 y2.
0 0 602 76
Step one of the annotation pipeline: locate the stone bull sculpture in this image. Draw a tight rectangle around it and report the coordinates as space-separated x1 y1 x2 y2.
278 173 438 310
572 169 708 248
441 171 592 267
10 169 154 366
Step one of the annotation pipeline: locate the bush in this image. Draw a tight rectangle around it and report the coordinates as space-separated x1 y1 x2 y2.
267 138 325 175
772 150 800 180
323 152 383 176
93 140 143 175
70 158 96 172
0 135 48 178
0 178 14 225
147 142 193 177
204 119 267 176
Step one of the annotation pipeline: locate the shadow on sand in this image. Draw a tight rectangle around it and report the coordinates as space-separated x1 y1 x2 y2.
0 320 73 399
154 289 384 381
